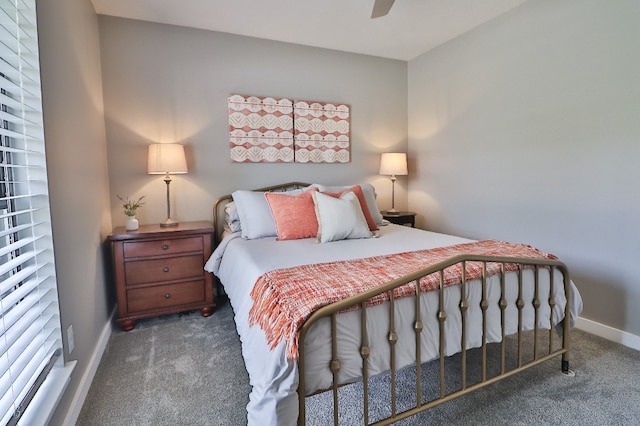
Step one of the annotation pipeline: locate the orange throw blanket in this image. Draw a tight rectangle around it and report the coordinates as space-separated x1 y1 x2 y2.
248 240 557 360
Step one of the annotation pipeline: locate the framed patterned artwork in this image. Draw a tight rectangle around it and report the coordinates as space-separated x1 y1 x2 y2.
228 94 350 163
293 101 350 163
228 94 294 163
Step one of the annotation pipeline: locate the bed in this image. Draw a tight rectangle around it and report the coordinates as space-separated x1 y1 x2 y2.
205 182 583 426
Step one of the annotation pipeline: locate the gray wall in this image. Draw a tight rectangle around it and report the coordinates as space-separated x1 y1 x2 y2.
98 17 409 227
408 0 640 335
36 0 113 424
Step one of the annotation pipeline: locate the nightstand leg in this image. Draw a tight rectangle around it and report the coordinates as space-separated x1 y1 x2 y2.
200 306 214 317
119 319 136 332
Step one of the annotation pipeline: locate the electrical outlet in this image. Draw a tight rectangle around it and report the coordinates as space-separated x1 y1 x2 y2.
67 325 75 354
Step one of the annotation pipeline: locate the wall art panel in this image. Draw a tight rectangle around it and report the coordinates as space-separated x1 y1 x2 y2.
293 101 350 163
228 94 294 163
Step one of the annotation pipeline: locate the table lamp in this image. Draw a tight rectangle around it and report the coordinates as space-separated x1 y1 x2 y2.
379 152 408 214
148 143 188 227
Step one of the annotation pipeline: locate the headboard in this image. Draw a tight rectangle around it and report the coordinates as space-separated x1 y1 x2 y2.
212 181 310 246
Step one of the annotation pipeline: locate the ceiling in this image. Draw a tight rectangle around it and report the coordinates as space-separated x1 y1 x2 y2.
90 0 528 61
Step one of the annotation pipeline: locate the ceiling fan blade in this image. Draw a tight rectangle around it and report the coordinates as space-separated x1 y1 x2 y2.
371 0 395 18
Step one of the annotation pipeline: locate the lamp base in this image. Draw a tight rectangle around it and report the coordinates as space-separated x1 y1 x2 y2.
160 218 179 227
384 209 401 215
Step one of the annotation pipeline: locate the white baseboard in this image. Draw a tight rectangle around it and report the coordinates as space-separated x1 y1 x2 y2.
575 316 640 351
62 307 116 426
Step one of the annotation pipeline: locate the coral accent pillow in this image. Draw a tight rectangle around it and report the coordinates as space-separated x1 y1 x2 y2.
232 187 308 239
265 189 319 240
323 185 378 231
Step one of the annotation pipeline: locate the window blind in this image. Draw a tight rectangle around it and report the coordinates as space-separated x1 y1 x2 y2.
0 1 65 425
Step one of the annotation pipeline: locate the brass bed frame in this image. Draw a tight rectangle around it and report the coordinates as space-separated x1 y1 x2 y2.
212 182 574 426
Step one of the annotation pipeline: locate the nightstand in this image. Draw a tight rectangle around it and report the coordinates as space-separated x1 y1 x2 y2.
107 221 215 331
381 211 417 228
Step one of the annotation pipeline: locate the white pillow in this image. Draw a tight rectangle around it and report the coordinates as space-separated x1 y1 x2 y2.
232 190 276 239
312 191 373 243
311 183 384 226
225 201 240 222
224 202 242 233
232 188 307 239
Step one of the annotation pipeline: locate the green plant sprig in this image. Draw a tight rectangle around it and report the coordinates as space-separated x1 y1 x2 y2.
117 195 145 216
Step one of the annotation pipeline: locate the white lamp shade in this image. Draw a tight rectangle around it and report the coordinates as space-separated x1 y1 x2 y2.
379 152 408 176
148 143 188 174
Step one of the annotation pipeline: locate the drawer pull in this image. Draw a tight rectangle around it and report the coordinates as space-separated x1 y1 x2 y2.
164 293 171 299
162 244 169 250
163 267 169 273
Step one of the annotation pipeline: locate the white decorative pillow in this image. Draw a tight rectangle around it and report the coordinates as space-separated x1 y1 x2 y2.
224 202 242 233
312 191 373 243
311 183 384 226
232 188 307 239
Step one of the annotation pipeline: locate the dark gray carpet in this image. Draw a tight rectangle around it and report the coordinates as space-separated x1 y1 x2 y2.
77 301 250 426
78 299 640 425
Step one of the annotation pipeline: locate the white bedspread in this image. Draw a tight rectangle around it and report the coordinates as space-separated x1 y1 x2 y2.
205 225 583 426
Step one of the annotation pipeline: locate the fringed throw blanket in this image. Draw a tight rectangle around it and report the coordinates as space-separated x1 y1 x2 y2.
248 240 557 360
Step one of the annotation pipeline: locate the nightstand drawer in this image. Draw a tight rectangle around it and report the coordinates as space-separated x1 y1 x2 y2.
381 211 417 228
123 236 203 258
125 254 203 285
126 280 206 313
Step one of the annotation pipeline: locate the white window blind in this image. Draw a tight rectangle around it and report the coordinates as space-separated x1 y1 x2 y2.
0 1 65 425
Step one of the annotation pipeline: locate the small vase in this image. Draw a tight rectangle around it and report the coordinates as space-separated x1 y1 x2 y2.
126 215 139 231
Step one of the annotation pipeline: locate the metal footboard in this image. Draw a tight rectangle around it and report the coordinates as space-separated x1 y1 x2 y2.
297 255 572 425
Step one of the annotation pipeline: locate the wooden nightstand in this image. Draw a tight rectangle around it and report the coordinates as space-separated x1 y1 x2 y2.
381 211 417 228
107 221 215 331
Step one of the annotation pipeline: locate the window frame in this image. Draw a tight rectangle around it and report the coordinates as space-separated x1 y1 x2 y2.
0 1 72 425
